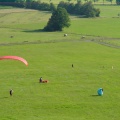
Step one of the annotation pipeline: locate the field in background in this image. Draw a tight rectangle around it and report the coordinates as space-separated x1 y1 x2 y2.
0 5 120 120
0 6 120 44
96 5 120 17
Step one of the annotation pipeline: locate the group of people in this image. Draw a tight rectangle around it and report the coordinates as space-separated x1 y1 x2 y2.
9 78 103 96
9 77 48 96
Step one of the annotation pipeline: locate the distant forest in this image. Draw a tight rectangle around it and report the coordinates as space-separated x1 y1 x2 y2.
0 0 101 17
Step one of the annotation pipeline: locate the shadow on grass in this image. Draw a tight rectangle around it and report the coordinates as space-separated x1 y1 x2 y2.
0 96 9 99
23 29 45 33
91 95 100 97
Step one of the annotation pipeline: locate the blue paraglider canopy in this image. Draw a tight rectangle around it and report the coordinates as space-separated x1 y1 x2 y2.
97 88 103 96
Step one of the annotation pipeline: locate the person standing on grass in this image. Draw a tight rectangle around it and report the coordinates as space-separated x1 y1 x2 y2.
39 77 43 83
10 89 13 96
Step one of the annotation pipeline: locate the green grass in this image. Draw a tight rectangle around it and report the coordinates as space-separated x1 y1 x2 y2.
0 6 120 120
95 5 120 17
0 6 14 9
64 17 120 38
0 42 120 120
0 6 119 44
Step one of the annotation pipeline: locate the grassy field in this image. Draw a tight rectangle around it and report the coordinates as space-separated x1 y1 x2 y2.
1 40 120 120
0 5 120 120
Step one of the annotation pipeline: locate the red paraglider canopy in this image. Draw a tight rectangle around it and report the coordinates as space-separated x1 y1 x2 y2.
0 56 28 66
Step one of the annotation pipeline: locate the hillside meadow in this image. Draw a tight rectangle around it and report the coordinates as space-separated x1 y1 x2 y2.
0 41 120 120
0 5 120 120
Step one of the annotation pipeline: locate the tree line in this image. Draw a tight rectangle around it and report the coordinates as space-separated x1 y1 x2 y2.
0 0 56 11
0 0 120 5
58 1 100 17
0 0 100 17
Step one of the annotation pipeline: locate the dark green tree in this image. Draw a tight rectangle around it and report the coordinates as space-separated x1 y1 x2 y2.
58 2 75 14
74 1 82 14
67 3 75 14
30 1 39 9
0 0 16 2
15 0 25 2
50 3 56 11
25 0 33 8
116 0 120 4
81 1 100 17
44 7 70 31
